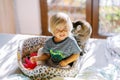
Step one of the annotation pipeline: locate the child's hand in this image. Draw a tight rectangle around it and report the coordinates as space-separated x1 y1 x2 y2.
59 60 68 67
30 56 38 63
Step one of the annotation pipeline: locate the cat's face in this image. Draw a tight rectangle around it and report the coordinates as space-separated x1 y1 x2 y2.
72 21 92 37
72 24 84 36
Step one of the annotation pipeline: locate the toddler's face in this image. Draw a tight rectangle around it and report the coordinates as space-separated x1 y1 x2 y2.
53 24 69 41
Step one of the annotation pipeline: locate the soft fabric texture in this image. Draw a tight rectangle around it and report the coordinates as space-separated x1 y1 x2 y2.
5 74 31 80
105 34 120 79
1 34 120 80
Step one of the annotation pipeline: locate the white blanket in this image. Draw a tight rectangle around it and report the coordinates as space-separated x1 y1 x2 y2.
105 34 120 79
0 34 36 79
0 34 120 80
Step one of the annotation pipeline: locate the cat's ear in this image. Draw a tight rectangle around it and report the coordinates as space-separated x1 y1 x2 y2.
76 21 83 26
72 22 77 28
72 22 75 28
73 20 83 28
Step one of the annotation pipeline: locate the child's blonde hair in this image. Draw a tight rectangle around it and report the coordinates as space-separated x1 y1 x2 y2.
49 12 73 35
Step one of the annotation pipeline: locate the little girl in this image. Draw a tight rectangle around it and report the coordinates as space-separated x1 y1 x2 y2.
30 12 82 68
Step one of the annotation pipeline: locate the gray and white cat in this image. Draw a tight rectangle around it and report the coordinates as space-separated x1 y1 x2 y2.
72 20 92 55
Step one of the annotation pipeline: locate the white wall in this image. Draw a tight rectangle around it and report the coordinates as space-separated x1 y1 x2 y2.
14 0 41 35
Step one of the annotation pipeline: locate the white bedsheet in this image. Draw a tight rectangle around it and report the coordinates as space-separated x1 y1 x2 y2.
0 34 36 79
79 39 109 71
0 34 119 80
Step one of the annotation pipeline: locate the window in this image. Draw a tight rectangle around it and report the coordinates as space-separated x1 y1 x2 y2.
99 0 120 36
92 0 120 38
40 0 120 38
47 0 86 21
40 0 90 36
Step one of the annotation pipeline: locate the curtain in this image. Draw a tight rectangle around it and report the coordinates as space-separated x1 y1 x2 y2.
0 0 16 34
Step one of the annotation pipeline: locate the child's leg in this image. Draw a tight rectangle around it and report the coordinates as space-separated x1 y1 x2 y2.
46 58 59 67
47 58 70 68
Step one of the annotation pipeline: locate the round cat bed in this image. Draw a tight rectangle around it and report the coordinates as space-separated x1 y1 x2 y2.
17 36 81 80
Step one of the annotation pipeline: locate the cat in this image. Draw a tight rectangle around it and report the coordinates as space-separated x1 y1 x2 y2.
72 20 92 55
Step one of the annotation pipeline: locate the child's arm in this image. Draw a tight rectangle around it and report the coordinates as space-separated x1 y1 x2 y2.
59 53 79 67
30 53 50 63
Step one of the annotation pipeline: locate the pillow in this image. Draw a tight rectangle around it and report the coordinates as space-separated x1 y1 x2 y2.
107 34 120 56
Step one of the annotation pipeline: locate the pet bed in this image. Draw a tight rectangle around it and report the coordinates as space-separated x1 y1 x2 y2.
17 36 81 80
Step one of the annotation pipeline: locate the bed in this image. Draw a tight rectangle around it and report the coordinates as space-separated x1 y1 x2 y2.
0 34 120 80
